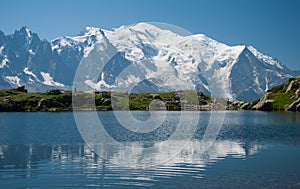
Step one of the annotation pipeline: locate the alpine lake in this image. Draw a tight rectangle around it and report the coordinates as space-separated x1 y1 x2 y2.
0 111 300 189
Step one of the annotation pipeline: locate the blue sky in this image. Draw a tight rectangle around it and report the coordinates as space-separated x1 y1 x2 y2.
1 0 299 70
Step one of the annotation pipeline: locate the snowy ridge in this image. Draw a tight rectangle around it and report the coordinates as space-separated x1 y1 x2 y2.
248 46 284 69
0 57 9 68
51 27 105 57
23 68 37 79
103 23 247 99
24 27 32 39
40 72 65 87
5 76 21 87
0 23 297 101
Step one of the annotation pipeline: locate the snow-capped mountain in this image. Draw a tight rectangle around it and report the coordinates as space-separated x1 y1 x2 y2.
0 23 297 101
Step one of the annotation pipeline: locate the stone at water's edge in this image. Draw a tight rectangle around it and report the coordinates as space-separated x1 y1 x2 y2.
251 93 274 111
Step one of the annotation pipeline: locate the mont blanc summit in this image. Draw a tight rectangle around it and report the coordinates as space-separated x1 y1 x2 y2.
0 23 296 101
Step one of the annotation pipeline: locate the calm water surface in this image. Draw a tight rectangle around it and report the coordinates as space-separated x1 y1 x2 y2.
0 111 300 188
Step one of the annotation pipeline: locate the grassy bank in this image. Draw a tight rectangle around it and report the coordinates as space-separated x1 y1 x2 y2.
0 86 212 112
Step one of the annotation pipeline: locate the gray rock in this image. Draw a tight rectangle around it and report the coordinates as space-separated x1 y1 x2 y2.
286 98 300 111
252 93 275 111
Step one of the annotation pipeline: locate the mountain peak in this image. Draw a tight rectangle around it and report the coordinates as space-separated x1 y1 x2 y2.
0 24 296 102
247 46 284 69
130 22 160 30
80 26 104 37
18 26 32 37
130 22 187 37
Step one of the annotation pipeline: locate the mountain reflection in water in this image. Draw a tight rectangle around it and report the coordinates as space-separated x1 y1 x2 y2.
0 111 300 188
0 140 261 187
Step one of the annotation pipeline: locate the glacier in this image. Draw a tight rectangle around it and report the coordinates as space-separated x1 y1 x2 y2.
0 23 297 101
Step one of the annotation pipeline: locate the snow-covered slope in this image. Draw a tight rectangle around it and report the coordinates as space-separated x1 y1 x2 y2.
0 23 297 101
102 23 247 99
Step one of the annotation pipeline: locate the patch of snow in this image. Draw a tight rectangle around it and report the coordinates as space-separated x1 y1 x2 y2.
23 27 33 44
51 37 75 52
40 72 65 87
96 80 112 90
29 49 35 55
83 44 95 58
0 46 4 54
265 76 269 91
23 67 34 76
58 37 72 46
25 27 31 38
23 67 39 81
252 68 264 93
126 75 141 84
275 71 293 78
124 47 144 61
56 48 62 54
0 57 9 68
85 79 112 90
5 76 21 86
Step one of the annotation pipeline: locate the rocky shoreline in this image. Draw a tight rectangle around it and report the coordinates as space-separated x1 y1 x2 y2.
247 77 300 112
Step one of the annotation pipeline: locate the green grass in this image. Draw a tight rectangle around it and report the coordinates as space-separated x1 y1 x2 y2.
0 87 214 111
263 77 300 110
267 91 296 110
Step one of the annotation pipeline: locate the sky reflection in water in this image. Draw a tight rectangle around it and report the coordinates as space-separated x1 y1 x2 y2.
0 111 299 188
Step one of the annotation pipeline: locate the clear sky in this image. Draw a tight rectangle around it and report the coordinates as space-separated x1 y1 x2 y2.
1 0 299 70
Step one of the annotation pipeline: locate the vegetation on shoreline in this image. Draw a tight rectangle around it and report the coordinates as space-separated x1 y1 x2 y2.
0 86 213 112
1 77 299 112
250 77 300 111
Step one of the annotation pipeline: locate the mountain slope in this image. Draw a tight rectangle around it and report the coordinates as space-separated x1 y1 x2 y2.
0 23 298 101
230 47 294 101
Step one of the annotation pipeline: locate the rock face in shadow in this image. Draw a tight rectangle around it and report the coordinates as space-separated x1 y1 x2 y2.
286 98 300 111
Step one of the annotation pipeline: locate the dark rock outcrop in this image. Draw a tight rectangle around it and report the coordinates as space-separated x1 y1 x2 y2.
286 98 300 111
